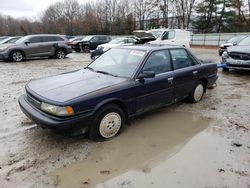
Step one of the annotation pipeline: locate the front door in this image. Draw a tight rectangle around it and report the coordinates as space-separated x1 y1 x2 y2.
135 50 174 113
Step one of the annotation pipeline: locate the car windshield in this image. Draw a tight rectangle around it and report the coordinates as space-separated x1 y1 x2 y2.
226 36 245 43
150 30 165 38
15 36 29 44
238 36 250 46
109 38 126 44
87 48 146 78
81 36 93 41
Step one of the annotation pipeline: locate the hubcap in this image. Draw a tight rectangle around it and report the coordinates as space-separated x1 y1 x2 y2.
12 52 23 62
57 51 65 59
194 84 204 102
99 112 122 139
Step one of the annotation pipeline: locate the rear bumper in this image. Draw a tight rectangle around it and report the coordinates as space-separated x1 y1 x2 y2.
18 95 92 131
207 74 218 87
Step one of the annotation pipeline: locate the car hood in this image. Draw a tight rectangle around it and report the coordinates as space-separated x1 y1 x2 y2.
133 30 156 39
0 43 15 48
227 46 250 54
27 69 127 103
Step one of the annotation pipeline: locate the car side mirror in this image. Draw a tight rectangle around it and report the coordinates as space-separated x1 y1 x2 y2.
137 71 155 80
233 42 237 46
24 41 30 45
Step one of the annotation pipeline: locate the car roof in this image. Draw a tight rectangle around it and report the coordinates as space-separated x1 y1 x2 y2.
25 34 65 37
116 44 185 52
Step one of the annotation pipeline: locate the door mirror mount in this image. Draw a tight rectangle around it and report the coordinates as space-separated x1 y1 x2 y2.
24 40 30 45
137 71 155 80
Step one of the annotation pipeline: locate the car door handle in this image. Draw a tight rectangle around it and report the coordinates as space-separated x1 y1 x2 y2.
167 77 174 83
193 71 198 75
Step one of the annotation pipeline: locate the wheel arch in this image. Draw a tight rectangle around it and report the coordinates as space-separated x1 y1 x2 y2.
9 49 26 58
199 78 208 92
93 98 129 122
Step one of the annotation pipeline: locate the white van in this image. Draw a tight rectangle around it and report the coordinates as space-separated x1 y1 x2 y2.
133 29 191 48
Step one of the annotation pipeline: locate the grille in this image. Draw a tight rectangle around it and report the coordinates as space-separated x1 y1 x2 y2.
27 94 41 109
229 52 250 60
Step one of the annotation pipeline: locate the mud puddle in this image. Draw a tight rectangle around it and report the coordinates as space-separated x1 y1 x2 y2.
52 110 211 188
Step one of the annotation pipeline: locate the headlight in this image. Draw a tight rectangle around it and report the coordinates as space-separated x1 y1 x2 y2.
0 46 8 51
97 46 104 50
222 51 229 58
41 102 74 116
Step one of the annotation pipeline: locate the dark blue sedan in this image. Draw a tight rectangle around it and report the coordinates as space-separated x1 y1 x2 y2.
19 45 218 141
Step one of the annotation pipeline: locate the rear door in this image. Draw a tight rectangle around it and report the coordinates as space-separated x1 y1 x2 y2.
135 50 174 113
169 48 200 101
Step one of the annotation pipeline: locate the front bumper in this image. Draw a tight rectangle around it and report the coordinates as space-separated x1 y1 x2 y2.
18 95 92 131
222 59 250 70
0 51 9 60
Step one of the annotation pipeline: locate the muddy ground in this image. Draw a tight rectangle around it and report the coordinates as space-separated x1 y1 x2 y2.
0 48 249 188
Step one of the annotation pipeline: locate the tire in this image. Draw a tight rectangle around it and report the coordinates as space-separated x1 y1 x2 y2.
10 51 24 62
83 46 90 53
75 48 81 52
222 67 229 72
187 81 205 103
55 49 66 59
89 104 125 141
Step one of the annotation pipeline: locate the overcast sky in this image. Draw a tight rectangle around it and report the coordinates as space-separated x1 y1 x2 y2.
0 0 87 20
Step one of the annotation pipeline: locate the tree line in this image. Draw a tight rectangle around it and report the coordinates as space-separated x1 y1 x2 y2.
0 0 250 36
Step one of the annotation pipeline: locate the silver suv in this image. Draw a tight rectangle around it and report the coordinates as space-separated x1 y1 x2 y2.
0 34 72 62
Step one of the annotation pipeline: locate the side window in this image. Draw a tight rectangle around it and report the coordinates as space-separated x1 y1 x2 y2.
43 36 56 42
170 49 194 70
91 37 98 42
142 50 172 75
29 37 42 43
162 31 175 40
55 37 64 41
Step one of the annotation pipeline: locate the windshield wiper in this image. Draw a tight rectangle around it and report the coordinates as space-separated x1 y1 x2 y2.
95 70 118 77
85 67 95 71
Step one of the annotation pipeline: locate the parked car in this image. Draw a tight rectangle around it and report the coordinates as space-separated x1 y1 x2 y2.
221 36 250 72
0 36 21 44
71 35 111 52
0 34 72 62
19 45 218 141
218 35 246 56
0 36 8 43
90 37 137 59
134 29 191 47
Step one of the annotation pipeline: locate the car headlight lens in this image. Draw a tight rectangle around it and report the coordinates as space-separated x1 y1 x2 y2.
41 102 74 116
222 51 229 58
0 46 8 51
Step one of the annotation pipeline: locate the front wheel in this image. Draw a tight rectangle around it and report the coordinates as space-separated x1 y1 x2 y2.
11 51 24 62
55 49 66 59
187 81 205 103
89 104 125 141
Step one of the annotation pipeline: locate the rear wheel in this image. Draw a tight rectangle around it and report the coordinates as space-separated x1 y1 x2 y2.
10 51 24 62
89 104 125 141
83 46 90 53
55 49 66 59
187 81 205 103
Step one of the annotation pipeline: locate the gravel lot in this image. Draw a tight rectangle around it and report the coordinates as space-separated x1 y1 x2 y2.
0 48 249 188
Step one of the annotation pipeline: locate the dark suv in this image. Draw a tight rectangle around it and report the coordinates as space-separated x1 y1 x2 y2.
0 34 72 62
71 35 111 52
